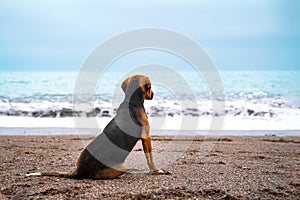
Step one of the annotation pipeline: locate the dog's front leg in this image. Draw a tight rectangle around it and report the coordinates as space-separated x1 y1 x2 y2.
141 127 167 174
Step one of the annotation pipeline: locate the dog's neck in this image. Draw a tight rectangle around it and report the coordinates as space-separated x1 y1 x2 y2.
124 90 144 108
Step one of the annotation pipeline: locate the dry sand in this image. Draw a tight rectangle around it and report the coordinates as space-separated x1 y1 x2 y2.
0 135 299 199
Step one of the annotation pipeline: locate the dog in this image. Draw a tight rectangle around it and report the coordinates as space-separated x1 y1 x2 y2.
26 75 169 179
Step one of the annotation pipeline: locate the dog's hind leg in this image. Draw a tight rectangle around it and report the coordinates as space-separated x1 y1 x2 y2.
94 163 126 179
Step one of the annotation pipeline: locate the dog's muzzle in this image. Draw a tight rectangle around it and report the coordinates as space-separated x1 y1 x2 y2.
147 92 154 100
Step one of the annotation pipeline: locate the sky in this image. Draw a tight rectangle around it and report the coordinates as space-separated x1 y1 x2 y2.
0 0 299 71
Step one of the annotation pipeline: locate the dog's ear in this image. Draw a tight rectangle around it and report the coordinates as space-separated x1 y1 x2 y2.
121 76 131 93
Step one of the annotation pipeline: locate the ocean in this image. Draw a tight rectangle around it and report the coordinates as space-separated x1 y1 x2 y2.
0 70 299 135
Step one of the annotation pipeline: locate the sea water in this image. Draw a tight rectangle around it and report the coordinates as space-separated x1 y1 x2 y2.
0 70 299 135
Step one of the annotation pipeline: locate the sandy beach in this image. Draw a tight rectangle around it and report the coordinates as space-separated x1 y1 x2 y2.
0 134 299 199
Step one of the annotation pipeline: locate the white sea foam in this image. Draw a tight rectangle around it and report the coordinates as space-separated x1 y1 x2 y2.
1 97 300 132
1 70 300 135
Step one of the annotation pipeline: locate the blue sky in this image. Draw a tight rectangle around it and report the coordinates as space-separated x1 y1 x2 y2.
0 0 299 71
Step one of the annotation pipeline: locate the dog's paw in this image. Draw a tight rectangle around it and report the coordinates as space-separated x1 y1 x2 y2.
151 169 170 175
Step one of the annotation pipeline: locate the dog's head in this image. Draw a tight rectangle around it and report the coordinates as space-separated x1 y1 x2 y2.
121 75 154 101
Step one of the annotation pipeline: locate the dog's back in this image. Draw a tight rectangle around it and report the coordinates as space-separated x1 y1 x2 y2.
74 105 142 178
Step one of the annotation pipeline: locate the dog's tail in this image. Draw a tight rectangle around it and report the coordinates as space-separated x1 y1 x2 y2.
25 171 77 178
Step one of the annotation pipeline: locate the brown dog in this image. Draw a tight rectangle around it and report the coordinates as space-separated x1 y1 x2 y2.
26 75 168 179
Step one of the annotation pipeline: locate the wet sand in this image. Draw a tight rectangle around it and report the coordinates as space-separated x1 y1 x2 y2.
0 135 299 199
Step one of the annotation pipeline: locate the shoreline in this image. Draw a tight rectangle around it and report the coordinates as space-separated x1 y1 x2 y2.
1 115 300 131
1 134 299 199
0 127 299 136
